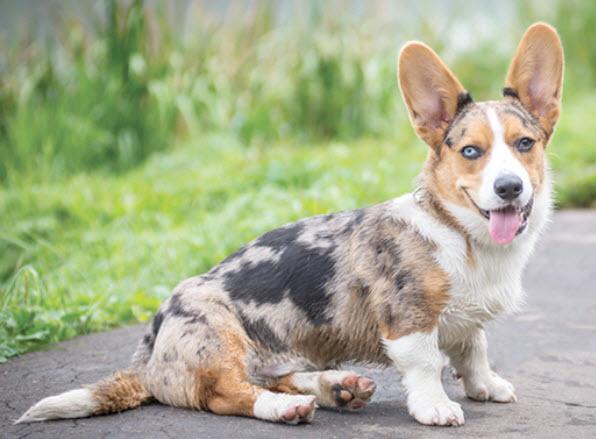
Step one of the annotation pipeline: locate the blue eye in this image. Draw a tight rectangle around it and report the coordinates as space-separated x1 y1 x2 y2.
516 137 535 152
461 145 483 160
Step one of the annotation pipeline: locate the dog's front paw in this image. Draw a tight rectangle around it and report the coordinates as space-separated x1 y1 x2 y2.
278 395 317 424
464 372 517 403
407 395 465 426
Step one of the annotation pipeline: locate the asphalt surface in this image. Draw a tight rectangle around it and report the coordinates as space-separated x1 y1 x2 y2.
1 210 596 439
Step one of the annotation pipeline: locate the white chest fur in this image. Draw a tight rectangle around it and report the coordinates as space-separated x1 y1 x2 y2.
436 241 529 346
390 186 551 346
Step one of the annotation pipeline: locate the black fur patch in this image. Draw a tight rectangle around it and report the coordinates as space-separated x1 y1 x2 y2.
344 209 365 233
503 101 541 127
168 294 194 318
152 311 164 337
168 293 209 327
395 270 412 291
445 137 453 148
456 92 474 114
256 222 304 249
239 312 287 353
224 222 335 325
142 333 154 351
503 87 519 99
185 313 208 325
442 93 474 147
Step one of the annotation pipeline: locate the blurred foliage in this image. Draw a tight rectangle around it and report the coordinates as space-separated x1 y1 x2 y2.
0 0 595 359
0 0 174 181
0 0 592 181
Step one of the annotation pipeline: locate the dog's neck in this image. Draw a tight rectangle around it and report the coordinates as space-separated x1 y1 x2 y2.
412 185 477 264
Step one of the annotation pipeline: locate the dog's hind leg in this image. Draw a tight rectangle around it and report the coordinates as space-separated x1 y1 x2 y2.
206 369 316 424
145 307 317 425
269 370 376 410
193 336 317 424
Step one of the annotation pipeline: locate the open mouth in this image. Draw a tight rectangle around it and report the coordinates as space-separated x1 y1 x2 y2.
463 189 533 245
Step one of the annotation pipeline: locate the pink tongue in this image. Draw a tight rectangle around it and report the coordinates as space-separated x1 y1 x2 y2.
489 209 522 245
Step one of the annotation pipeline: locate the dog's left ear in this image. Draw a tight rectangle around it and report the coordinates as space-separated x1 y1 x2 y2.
398 42 470 150
505 23 564 137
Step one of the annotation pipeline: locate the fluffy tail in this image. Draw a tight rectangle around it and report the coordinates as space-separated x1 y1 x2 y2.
16 370 151 424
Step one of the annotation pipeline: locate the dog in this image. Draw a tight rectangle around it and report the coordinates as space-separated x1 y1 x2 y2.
18 22 563 427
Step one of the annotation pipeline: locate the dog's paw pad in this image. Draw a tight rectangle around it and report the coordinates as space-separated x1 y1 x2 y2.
326 373 376 410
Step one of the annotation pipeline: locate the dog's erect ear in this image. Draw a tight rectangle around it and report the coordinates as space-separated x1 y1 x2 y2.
505 23 564 137
398 42 469 150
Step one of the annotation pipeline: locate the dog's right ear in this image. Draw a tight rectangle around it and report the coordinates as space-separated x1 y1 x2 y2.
398 42 470 150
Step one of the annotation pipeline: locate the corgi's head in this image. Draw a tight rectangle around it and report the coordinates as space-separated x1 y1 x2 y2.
399 23 564 246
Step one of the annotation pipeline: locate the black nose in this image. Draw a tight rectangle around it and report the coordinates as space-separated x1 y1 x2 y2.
494 175 523 201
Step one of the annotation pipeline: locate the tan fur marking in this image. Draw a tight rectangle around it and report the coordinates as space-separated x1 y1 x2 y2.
380 264 450 341
424 110 493 216
205 377 261 417
193 329 261 417
194 368 219 410
423 190 476 267
91 371 152 415
499 110 546 193
421 265 451 318
267 375 301 395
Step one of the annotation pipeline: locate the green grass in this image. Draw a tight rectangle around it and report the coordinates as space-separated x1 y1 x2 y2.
549 95 596 207
0 132 425 361
1 0 596 360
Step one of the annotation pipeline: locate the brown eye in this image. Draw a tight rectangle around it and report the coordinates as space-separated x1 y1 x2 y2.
515 137 535 152
460 145 483 160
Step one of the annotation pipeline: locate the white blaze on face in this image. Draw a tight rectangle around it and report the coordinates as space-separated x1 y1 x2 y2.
478 108 533 210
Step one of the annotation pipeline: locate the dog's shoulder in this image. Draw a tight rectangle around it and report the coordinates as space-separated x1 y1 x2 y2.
382 193 533 326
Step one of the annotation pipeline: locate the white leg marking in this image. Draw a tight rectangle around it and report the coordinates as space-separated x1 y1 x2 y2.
252 391 316 424
290 371 327 394
384 329 464 426
16 389 97 424
447 329 517 403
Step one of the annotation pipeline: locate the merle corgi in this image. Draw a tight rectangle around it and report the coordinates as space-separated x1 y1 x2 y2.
18 22 563 427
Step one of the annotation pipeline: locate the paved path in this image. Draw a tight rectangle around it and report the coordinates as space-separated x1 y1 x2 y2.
2 211 596 439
